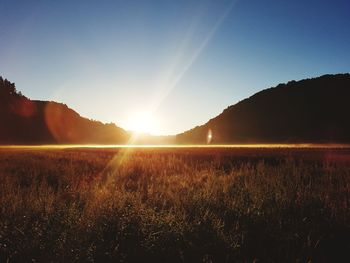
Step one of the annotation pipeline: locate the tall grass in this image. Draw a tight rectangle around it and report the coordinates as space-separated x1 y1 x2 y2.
0 148 349 262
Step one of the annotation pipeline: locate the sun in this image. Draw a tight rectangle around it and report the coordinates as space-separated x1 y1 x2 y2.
125 111 158 134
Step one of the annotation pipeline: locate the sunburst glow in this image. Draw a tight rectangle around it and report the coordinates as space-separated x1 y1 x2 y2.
125 111 158 134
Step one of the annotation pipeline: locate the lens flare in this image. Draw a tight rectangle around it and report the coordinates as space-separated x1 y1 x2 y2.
207 129 213 144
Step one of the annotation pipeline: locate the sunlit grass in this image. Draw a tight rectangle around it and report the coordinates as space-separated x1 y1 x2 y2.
1 143 350 149
0 147 349 262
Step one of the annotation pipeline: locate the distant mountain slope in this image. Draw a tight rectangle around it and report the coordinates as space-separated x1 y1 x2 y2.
176 74 350 144
0 77 129 144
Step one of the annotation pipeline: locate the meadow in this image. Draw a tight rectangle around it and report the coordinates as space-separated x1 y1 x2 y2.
0 146 349 262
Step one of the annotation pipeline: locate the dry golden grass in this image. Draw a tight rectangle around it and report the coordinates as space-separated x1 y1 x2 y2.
0 147 349 262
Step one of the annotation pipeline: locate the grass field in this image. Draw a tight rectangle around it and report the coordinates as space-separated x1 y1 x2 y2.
0 146 349 262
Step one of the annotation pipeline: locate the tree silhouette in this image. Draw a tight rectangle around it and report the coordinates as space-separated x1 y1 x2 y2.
177 74 350 144
0 76 129 144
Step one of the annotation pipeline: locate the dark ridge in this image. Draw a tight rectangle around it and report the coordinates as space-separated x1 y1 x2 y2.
176 74 350 144
0 77 129 144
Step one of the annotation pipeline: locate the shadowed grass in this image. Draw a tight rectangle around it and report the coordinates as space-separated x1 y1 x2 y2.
0 147 349 262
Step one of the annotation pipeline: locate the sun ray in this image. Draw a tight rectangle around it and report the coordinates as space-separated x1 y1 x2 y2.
149 0 238 113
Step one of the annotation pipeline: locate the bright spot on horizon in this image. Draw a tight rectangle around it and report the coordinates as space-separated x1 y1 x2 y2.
207 129 213 144
124 111 159 135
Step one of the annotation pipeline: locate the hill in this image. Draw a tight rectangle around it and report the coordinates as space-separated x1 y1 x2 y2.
0 77 129 144
176 74 350 144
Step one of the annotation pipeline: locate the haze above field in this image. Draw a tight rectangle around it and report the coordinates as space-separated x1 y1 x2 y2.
1 0 350 135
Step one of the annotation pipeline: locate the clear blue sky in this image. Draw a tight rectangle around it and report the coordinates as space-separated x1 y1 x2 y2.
1 0 349 135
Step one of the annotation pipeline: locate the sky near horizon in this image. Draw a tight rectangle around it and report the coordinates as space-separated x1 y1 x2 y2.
0 0 350 135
